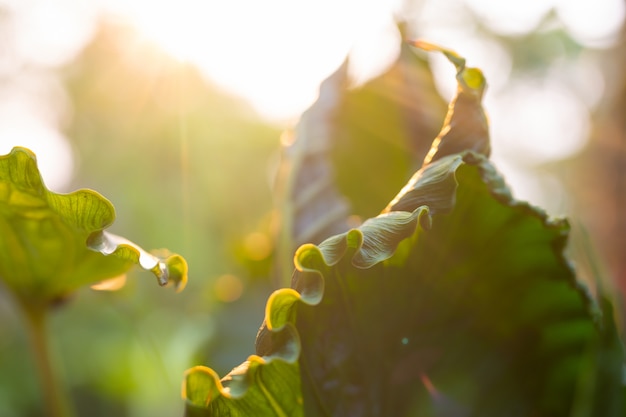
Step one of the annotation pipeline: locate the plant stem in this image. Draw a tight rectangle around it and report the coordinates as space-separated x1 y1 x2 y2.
23 304 73 417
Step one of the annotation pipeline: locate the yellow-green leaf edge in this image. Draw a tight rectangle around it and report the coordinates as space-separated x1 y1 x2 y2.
185 151 595 414
0 146 187 306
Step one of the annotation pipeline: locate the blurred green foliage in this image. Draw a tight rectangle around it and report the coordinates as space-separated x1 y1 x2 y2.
1 23 280 417
0 3 624 416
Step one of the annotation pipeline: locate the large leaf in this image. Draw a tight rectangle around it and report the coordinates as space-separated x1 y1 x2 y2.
0 147 187 308
291 154 601 416
187 152 622 416
183 43 624 416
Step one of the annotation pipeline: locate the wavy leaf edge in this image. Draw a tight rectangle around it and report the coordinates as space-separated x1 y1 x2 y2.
0 147 116 231
1 146 188 293
184 150 599 411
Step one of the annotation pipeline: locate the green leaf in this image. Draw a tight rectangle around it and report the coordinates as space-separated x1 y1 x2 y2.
184 354 303 417
0 147 187 308
186 151 623 416
183 44 623 416
407 40 490 166
86 230 187 290
331 42 446 218
274 39 445 286
293 154 602 416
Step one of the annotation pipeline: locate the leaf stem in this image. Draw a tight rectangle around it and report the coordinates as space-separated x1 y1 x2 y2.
23 303 74 417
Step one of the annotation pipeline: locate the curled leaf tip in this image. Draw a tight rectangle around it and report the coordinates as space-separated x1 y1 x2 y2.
87 231 188 292
159 253 188 292
409 40 486 97
411 41 489 165
1 145 188 304
408 39 466 71
183 366 227 406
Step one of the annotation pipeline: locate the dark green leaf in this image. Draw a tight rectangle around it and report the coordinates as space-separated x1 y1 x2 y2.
186 151 622 416
184 43 623 417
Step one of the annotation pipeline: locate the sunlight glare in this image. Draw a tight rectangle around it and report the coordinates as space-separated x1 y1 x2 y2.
104 0 403 122
102 0 201 63
11 0 97 68
345 2 402 87
0 1 91 192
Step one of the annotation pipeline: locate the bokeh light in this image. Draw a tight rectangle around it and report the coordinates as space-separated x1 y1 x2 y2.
490 79 591 163
242 232 273 262
463 0 553 36
554 0 626 47
214 274 245 303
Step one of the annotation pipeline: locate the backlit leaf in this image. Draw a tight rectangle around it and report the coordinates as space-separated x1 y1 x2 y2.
0 147 187 308
183 44 623 417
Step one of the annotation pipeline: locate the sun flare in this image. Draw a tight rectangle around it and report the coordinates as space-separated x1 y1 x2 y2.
106 0 402 121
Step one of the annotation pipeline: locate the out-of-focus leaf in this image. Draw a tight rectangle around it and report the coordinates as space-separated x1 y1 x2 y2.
332 41 446 218
273 61 352 287
0 147 187 308
274 39 445 286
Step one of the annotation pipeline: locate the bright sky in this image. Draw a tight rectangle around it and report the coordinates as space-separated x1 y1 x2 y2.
0 0 624 200
102 0 403 121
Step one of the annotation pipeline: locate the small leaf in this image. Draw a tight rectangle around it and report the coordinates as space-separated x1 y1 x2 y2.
0 146 187 307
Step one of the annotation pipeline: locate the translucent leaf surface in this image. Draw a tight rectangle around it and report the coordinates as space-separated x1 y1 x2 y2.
292 154 604 416
274 40 445 286
184 44 623 416
0 147 187 307
186 150 623 416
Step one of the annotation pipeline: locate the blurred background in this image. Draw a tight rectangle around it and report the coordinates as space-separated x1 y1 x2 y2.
0 0 625 415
